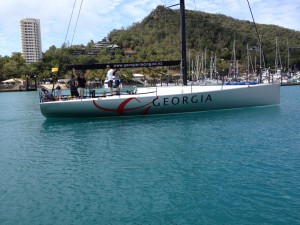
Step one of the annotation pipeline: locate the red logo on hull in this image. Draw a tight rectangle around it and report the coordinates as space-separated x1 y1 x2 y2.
93 97 158 115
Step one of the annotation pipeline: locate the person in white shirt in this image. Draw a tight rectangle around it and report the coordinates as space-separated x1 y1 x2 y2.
55 85 62 100
106 65 114 95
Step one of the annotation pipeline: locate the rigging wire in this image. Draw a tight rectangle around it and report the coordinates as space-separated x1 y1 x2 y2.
246 0 266 69
193 0 200 80
159 2 181 83
193 0 207 80
163 1 170 82
64 0 77 46
277 38 283 69
51 0 83 93
71 0 84 46
164 0 168 60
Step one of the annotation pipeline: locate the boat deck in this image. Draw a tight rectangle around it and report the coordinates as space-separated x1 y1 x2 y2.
40 84 274 104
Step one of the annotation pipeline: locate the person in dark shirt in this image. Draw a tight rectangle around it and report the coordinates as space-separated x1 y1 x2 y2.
67 70 79 98
77 71 87 99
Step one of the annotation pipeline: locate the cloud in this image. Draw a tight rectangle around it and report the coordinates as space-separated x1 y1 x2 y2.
192 0 300 31
253 0 300 30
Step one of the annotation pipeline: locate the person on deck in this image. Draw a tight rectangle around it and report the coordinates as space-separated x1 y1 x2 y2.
67 70 79 98
77 71 87 99
114 68 121 95
55 85 62 100
106 65 114 96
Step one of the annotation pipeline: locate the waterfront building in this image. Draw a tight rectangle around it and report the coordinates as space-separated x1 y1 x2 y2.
20 18 42 64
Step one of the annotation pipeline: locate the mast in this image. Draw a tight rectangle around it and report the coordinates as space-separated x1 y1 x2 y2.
247 43 249 81
214 53 217 80
201 52 204 80
275 36 278 77
196 54 200 80
287 38 290 77
204 47 207 78
210 54 213 79
180 0 187 85
259 35 262 83
188 49 191 80
233 37 236 80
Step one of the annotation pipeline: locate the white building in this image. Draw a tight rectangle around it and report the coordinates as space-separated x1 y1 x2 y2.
20 18 42 64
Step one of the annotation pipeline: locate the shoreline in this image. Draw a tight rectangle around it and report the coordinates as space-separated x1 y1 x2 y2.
0 88 37 93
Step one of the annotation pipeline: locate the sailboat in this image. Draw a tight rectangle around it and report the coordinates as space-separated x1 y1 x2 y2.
39 0 280 118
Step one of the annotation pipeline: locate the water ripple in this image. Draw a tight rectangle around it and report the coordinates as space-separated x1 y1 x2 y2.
1 88 300 224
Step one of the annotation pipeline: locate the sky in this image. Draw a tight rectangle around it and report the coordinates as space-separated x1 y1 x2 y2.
0 0 299 57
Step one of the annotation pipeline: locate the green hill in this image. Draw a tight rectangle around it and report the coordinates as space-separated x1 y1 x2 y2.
108 5 300 74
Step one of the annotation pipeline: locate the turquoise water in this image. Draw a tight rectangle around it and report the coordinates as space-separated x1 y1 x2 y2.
0 87 299 225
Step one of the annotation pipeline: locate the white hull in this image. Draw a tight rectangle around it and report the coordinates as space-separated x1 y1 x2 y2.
40 84 280 118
